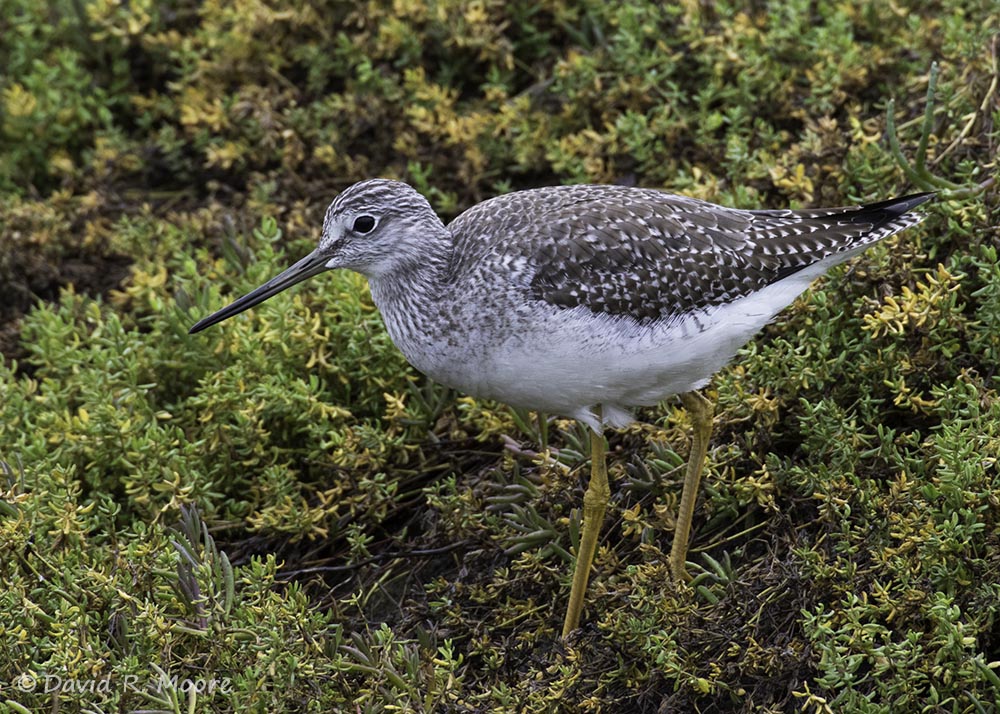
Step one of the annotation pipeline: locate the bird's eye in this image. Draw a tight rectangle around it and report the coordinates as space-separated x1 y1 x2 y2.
353 215 377 233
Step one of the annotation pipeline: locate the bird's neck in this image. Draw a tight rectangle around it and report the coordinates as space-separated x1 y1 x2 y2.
366 229 454 356
368 227 451 296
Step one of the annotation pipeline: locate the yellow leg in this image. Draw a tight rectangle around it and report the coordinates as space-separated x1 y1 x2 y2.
669 391 714 581
562 411 609 637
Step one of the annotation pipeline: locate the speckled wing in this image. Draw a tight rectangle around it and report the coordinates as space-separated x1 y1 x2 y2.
485 187 934 324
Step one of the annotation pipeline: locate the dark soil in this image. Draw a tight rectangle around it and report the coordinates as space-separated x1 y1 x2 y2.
0 249 132 364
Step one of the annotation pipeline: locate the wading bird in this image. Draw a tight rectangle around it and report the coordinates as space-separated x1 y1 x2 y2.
190 180 932 636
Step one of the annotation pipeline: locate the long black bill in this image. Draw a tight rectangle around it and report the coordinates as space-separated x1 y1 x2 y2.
189 250 330 334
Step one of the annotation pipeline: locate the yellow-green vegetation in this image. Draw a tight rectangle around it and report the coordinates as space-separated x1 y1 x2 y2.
1 0 998 711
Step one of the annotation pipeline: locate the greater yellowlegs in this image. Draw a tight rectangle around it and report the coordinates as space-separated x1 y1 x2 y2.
190 180 933 636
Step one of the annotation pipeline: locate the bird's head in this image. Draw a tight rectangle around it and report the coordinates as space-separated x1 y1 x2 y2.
189 179 441 334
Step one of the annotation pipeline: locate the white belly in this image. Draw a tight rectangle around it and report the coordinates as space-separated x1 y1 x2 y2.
384 265 827 431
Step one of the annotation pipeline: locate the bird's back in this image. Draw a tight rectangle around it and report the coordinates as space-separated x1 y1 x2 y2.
446 185 932 325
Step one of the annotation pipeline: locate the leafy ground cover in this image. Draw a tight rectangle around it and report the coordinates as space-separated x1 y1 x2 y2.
1 1 998 711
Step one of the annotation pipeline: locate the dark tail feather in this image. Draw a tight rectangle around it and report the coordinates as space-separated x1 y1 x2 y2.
847 192 936 228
